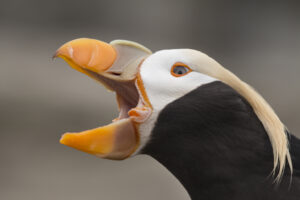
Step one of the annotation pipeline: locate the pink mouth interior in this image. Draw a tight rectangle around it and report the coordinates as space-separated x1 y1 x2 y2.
84 69 142 121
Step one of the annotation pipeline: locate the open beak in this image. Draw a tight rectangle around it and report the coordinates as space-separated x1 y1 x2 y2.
54 38 152 160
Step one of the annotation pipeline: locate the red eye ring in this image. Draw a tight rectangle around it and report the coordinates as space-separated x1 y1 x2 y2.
171 62 192 77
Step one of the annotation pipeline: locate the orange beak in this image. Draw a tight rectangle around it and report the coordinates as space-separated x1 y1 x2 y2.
60 119 137 159
54 38 117 72
54 38 151 160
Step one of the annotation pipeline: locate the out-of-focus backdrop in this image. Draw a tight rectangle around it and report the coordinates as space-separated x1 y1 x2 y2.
1 1 299 200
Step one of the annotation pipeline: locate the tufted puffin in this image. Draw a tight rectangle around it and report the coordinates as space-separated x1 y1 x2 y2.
54 38 300 200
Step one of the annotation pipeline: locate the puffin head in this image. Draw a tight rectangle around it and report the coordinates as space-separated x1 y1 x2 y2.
54 38 292 182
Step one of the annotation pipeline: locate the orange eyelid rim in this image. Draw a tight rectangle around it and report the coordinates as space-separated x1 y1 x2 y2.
171 62 192 77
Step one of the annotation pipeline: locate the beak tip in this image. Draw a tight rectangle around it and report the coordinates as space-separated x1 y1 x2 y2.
59 132 72 146
52 51 59 61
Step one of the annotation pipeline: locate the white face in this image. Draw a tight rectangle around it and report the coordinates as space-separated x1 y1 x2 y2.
135 49 217 153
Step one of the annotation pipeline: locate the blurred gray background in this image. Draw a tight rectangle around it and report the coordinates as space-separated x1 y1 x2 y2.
1 1 299 200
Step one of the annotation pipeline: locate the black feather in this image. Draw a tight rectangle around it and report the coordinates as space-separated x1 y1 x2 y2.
142 81 300 200
289 133 300 176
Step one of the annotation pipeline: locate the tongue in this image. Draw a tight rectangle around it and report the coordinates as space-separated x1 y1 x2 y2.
128 98 152 123
129 106 152 123
60 118 139 160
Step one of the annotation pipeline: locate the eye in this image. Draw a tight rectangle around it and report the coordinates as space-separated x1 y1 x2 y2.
171 63 192 77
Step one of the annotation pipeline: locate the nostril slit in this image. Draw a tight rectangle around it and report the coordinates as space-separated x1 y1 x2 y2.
110 72 122 76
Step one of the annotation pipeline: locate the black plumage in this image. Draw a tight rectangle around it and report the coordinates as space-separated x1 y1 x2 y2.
290 134 300 176
142 81 300 200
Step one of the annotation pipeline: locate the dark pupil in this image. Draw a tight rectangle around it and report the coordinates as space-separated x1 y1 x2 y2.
174 66 188 75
